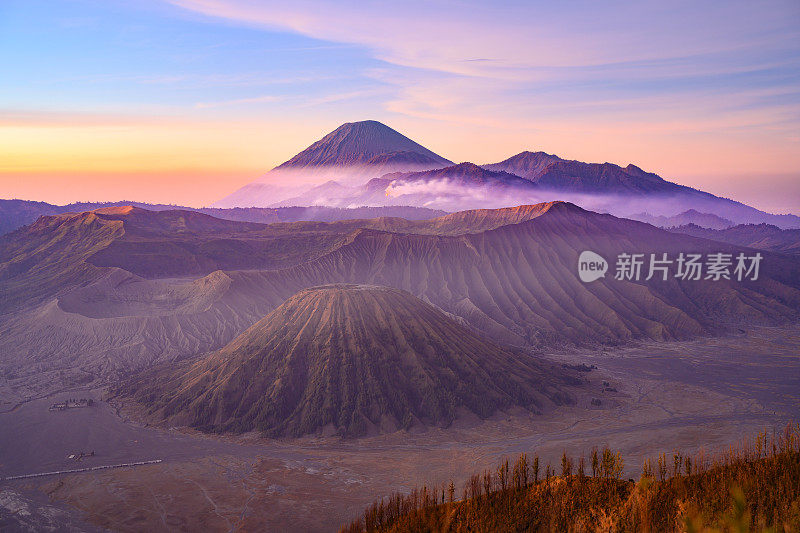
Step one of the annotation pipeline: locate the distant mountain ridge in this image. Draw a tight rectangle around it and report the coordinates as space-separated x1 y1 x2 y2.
485 151 679 194
483 151 563 179
5 122 795 229
211 120 800 227
483 153 800 227
384 162 533 188
630 210 734 230
278 162 548 211
669 223 800 255
0 198 445 236
0 201 563 315
533 161 675 194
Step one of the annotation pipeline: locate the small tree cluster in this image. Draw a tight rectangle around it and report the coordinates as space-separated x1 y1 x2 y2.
340 424 800 533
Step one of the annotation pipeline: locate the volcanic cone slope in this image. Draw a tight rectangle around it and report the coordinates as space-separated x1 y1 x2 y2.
118 284 576 437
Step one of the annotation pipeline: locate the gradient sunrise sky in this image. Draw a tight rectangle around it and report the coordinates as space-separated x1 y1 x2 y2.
2 0 799 212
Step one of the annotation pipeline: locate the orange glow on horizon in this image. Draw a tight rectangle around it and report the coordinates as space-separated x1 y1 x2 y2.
2 113 799 212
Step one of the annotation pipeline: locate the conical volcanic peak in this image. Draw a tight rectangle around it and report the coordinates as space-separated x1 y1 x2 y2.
274 120 452 169
365 150 444 167
117 284 576 438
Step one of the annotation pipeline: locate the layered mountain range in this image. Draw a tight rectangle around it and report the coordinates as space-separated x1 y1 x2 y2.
669 223 800 256
0 198 444 237
4 121 796 230
2 201 799 410
485 151 676 194
208 120 799 228
3 119 799 437
630 210 734 230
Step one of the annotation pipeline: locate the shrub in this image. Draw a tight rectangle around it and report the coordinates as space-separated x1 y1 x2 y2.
340 424 800 532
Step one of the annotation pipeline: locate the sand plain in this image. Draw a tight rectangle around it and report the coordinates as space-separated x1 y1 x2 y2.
0 324 797 532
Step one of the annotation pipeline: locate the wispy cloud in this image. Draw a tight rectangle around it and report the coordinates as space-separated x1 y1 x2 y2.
49 72 348 88
168 0 800 77
297 89 385 108
4 0 799 210
168 1 800 127
0 109 186 128
195 94 283 108
164 0 800 190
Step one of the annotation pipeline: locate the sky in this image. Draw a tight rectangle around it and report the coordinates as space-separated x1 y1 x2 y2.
1 0 799 212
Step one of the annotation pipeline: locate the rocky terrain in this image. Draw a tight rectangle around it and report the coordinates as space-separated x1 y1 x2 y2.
114 285 578 437
218 201 800 349
1 163 799 532
3 323 798 532
1 201 799 409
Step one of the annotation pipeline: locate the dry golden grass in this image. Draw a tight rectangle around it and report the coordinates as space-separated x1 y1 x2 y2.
340 424 800 532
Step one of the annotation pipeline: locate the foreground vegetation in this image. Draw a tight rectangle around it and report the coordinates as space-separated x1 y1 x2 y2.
340 424 800 532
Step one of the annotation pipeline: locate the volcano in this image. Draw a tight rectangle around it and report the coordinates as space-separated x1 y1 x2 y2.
212 123 800 227
5 202 800 401
484 152 800 227
115 284 576 437
214 121 452 208
275 121 451 170
485 152 673 194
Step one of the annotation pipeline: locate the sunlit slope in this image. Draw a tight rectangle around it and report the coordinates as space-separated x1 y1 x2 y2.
0 211 124 314
0 206 356 313
0 201 591 316
84 207 353 278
